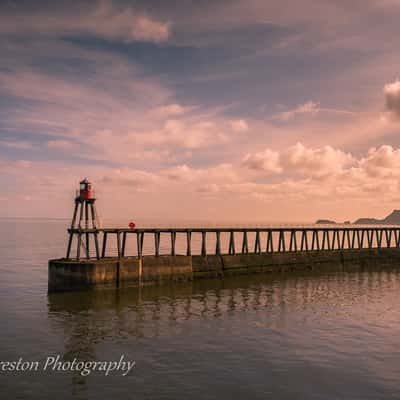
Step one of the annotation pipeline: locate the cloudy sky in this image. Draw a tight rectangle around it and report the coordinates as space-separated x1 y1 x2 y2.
1 0 400 222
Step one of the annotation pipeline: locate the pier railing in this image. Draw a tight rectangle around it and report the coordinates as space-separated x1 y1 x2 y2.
66 226 400 260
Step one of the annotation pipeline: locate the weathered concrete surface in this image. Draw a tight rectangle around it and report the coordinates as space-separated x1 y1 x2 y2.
48 248 400 292
141 255 192 283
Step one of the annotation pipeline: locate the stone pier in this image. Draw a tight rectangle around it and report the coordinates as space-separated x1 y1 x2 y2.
48 248 400 292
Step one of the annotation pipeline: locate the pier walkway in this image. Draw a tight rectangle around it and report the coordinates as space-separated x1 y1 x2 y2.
66 226 400 260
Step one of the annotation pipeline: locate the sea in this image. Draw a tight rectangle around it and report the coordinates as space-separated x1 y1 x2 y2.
1 218 400 399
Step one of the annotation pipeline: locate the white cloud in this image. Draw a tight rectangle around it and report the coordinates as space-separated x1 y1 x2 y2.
141 119 229 149
163 163 238 183
242 143 354 177
281 143 354 177
276 101 320 121
384 80 400 119
359 145 400 177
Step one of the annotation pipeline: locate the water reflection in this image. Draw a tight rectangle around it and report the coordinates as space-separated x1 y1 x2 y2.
48 268 400 341
42 269 400 399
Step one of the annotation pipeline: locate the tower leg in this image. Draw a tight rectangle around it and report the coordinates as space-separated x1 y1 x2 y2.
85 201 90 259
66 200 79 259
78 200 84 228
76 201 84 260
77 233 82 261
102 233 108 258
91 202 99 229
90 203 100 259
66 233 74 260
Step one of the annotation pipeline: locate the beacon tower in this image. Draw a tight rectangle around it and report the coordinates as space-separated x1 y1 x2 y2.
66 179 100 260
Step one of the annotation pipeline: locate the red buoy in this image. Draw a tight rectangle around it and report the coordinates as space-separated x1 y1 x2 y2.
129 222 136 229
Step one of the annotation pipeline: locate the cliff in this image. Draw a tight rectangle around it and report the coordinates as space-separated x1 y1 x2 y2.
316 219 336 224
354 210 400 225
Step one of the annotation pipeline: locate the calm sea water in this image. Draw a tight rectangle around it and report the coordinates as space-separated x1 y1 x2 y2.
1 219 400 399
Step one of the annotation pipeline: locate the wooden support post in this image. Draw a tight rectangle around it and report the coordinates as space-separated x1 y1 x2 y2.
337 230 342 249
356 230 361 249
335 230 340 249
334 230 339 249
242 231 248 254
121 232 127 257
395 230 400 248
331 230 335 249
215 231 221 255
300 230 308 251
377 229 382 248
289 230 297 252
351 230 356 249
289 231 294 251
201 231 207 256
321 231 326 250
137 232 143 258
229 231 236 255
360 230 365 249
278 231 286 252
186 231 192 256
117 232 121 259
171 231 176 256
312 229 321 250
385 229 392 248
266 230 273 253
155 231 160 257
340 230 346 249
254 231 261 254
330 230 335 250
346 230 351 249
367 230 373 248
101 232 108 258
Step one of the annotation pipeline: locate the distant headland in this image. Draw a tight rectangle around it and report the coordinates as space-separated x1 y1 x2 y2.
316 210 400 225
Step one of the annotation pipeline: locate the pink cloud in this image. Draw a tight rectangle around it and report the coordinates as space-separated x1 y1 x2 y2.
281 143 355 177
242 149 282 174
359 145 400 177
242 143 354 177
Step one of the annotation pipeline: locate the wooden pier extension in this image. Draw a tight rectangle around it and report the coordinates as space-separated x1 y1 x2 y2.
49 226 400 292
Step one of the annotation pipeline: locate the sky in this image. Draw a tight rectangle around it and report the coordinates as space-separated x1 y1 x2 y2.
1 0 400 223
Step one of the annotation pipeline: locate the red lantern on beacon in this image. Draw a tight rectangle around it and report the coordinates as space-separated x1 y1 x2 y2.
129 222 136 229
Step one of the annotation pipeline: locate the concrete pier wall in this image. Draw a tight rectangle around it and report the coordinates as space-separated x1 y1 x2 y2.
48 248 400 292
